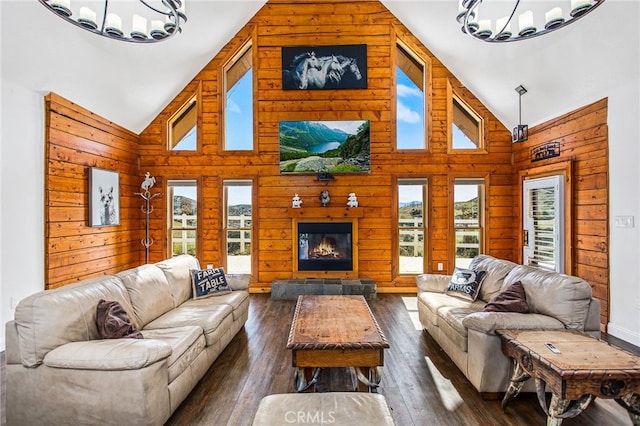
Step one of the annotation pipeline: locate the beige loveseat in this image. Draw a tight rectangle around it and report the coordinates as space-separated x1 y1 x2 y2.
5 255 249 425
416 254 600 397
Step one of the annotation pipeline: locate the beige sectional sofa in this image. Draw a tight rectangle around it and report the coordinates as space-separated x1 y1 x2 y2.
5 255 249 425
416 254 601 396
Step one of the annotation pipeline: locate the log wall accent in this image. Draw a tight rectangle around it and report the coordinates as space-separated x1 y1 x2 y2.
138 0 517 290
513 98 609 327
44 93 142 289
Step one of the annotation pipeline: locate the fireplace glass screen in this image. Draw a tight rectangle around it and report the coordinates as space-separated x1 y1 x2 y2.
298 222 353 271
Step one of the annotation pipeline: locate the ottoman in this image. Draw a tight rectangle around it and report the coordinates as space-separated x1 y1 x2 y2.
252 392 396 425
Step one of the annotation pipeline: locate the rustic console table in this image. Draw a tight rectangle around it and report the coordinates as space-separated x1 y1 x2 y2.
497 329 640 426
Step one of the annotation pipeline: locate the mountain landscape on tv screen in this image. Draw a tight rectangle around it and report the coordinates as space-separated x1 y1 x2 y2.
279 120 370 174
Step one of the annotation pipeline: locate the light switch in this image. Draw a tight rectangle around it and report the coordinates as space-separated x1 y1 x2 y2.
437 263 444 271
614 216 634 228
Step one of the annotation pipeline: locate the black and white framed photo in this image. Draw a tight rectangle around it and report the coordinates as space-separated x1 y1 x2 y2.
89 167 120 227
282 44 367 90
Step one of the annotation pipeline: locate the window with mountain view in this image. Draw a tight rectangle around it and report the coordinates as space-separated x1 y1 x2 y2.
396 42 425 150
398 178 427 274
168 180 197 257
224 180 253 274
224 43 253 151
454 179 484 268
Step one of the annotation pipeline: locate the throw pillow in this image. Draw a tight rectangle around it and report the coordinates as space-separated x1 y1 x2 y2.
445 268 487 301
483 281 529 313
96 299 143 339
191 267 232 299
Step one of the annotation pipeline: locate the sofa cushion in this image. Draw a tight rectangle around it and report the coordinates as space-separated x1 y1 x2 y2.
43 338 172 370
144 303 234 347
462 311 566 334
182 290 250 321
437 306 481 351
503 265 593 329
156 255 200 306
191 268 232 299
117 265 175 330
483 281 528 313
445 268 486 301
417 292 485 328
468 255 518 302
14 275 134 367
141 326 206 383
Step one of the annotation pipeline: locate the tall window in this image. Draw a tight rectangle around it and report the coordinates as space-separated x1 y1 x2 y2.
396 42 425 150
168 180 197 257
453 179 484 268
224 44 253 151
223 180 253 274
450 93 483 151
168 95 197 151
398 179 427 274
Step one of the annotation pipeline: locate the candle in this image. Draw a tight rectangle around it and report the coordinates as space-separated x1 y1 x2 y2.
79 7 96 23
518 10 534 32
106 13 122 31
545 7 563 24
50 0 70 10
151 20 165 32
496 16 512 34
132 14 147 35
477 19 491 33
571 0 592 10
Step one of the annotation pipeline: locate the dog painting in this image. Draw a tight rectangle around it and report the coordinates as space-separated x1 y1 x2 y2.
89 168 120 227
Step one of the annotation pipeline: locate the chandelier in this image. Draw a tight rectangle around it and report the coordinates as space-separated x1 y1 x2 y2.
457 0 605 42
38 0 187 43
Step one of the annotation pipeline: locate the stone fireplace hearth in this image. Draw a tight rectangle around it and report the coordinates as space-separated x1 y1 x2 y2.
270 278 376 300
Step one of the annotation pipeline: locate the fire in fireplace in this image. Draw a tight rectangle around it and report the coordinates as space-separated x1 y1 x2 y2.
298 222 353 271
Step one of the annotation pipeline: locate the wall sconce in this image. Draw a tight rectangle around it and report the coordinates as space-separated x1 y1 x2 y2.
513 85 528 143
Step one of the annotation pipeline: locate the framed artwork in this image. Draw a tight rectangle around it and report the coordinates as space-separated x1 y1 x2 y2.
279 119 370 174
89 167 120 227
282 44 367 90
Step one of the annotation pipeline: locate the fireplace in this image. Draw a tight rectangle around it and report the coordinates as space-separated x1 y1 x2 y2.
298 222 353 271
289 207 362 278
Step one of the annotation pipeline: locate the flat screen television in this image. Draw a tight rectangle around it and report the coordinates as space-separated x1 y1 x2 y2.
279 119 370 174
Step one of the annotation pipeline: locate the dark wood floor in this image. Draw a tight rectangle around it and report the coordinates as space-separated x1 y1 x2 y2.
166 294 636 426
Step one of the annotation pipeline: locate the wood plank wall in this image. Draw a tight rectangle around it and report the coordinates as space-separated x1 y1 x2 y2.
138 0 516 290
513 99 609 327
44 93 143 289
41 0 610 327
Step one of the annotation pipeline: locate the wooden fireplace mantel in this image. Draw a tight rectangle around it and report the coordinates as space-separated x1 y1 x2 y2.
288 207 363 218
289 207 362 279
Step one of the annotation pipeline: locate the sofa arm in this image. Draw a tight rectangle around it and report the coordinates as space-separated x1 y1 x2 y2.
415 274 451 293
43 338 172 370
462 312 565 335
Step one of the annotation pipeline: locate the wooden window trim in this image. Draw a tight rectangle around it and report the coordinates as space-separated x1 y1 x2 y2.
219 26 257 155
448 174 488 271
392 175 430 284
447 79 488 154
392 26 433 154
165 82 202 154
164 176 203 261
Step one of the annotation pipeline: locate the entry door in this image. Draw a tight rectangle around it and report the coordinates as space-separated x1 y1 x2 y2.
523 175 564 273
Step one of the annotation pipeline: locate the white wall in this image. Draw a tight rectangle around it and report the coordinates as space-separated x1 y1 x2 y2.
607 78 640 346
0 79 45 350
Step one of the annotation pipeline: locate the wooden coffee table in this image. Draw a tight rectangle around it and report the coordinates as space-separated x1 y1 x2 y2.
497 329 640 426
286 295 389 392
